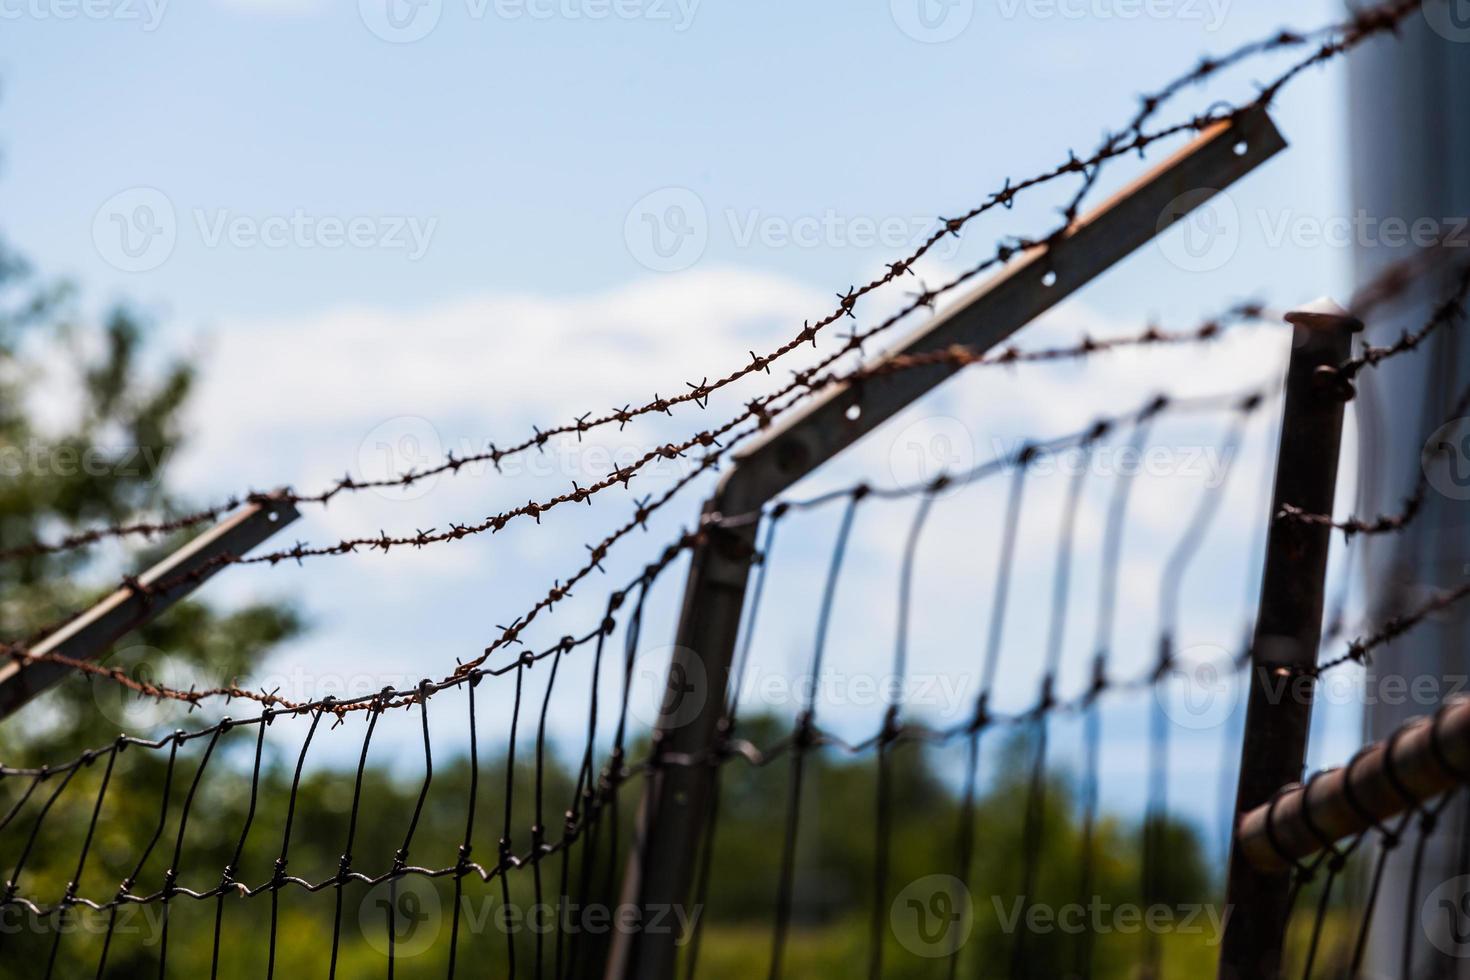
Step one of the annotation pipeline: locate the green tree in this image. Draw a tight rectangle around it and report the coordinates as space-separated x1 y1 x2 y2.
0 240 299 761
0 241 300 976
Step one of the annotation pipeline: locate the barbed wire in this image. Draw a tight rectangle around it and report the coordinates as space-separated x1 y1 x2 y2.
0 0 1423 568
1279 256 1470 538
11 227 1456 694
11 218 1460 684
1310 577 1470 678
1 381 1268 716
12 226 1465 712
10 217 1461 688
82 310 1275 570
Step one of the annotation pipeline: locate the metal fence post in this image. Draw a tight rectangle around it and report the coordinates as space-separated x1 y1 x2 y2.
1218 302 1359 980
599 484 762 980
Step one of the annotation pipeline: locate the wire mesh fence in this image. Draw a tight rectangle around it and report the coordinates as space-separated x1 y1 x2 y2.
3 3 1470 978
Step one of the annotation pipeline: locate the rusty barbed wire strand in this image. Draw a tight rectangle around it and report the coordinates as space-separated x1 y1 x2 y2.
8 233 1446 663
0 104 1206 566
1311 578 1470 677
0 300 1269 666
1 381 1268 715
0 0 1422 568
0 507 242 564
21 231 1462 716
10 176 1454 633
1337 256 1470 381
1278 256 1470 537
42 222 1445 592
114 310 1272 567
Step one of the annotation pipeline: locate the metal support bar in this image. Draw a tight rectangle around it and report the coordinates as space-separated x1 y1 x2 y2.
1237 695 1470 874
1217 311 1358 980
0 496 300 720
722 107 1285 513
608 108 1287 980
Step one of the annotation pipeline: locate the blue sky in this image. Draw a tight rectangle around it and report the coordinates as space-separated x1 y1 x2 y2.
2 0 1389 836
2 0 1350 320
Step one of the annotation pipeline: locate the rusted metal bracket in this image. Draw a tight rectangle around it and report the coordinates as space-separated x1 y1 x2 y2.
0 496 299 721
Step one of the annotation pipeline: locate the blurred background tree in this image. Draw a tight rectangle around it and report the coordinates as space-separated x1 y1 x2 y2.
0 237 300 760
